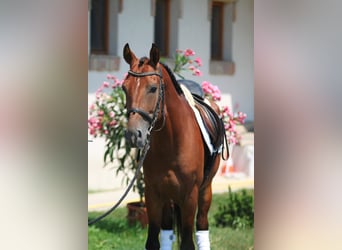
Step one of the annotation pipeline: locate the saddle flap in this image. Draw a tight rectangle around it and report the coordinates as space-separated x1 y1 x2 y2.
192 95 225 152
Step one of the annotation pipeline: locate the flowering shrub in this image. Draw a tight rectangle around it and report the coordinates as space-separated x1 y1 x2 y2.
173 49 202 78
88 74 145 202
88 74 125 138
173 49 247 144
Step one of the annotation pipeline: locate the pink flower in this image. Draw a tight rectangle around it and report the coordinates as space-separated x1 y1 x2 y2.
194 57 202 66
237 111 247 124
193 69 202 77
96 86 104 93
89 104 95 111
229 137 237 145
188 65 195 71
224 123 230 130
109 120 116 127
107 74 118 80
98 110 104 116
102 81 110 88
201 81 211 93
212 92 221 101
89 128 96 135
201 81 221 100
184 49 195 57
112 78 123 88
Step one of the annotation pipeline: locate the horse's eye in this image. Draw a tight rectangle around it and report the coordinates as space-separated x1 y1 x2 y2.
149 86 157 93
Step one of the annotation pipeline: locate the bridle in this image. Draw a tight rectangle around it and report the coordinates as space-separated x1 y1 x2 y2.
126 68 166 133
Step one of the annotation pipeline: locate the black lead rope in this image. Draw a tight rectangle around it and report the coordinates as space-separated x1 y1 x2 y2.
88 139 150 226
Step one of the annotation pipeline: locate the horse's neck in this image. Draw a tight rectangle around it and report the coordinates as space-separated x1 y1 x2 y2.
162 68 188 119
154 68 193 141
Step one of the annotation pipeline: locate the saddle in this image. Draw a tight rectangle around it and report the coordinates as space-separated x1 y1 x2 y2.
192 94 225 154
179 80 227 180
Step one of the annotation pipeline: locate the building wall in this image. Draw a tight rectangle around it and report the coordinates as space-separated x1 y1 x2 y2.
88 0 253 189
89 0 253 120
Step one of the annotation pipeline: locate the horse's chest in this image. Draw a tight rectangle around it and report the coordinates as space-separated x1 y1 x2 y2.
146 170 180 196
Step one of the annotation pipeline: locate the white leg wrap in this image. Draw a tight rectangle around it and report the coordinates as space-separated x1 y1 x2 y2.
196 230 211 250
160 230 175 250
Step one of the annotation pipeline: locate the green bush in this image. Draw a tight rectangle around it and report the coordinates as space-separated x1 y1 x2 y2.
214 187 254 229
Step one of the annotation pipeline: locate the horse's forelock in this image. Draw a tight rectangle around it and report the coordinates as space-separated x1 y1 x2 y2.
138 57 148 67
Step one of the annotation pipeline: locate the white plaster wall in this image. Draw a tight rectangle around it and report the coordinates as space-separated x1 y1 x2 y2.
117 0 154 57
175 0 253 120
88 0 254 190
89 0 253 119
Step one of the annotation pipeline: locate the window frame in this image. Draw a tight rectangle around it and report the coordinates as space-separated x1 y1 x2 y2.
210 1 224 61
154 0 171 57
90 0 109 55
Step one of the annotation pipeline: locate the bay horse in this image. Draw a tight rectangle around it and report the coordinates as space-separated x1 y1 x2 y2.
122 43 226 250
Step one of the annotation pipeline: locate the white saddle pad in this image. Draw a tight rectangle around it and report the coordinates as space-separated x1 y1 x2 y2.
180 84 218 155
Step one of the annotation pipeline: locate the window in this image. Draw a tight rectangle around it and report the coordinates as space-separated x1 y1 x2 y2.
211 2 224 60
153 0 179 58
89 0 120 71
90 0 109 54
154 0 170 57
210 0 235 75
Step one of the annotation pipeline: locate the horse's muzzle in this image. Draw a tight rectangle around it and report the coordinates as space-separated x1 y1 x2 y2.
125 129 146 148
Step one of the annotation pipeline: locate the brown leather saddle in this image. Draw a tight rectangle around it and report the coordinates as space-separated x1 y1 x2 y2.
192 94 227 181
177 79 225 155
177 79 228 180
192 94 225 154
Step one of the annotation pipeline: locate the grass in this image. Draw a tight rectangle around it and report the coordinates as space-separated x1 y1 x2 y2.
88 193 254 250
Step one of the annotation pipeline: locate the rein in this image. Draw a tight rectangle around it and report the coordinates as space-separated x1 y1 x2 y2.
88 139 150 226
88 68 165 226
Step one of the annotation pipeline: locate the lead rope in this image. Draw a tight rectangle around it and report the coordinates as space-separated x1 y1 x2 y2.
88 137 151 226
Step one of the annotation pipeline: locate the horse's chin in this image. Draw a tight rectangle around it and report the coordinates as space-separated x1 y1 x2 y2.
134 139 146 149
125 135 147 149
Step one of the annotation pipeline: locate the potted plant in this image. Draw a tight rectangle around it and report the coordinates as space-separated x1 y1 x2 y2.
88 48 247 227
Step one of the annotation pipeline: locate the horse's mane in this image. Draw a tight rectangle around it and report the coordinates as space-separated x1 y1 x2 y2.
159 62 184 95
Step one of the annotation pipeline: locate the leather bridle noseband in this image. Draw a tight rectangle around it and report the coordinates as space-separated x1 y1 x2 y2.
127 68 165 132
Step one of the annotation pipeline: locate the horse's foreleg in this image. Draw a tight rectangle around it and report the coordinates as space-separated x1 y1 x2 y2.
179 188 198 250
196 184 213 250
145 189 162 250
160 201 175 250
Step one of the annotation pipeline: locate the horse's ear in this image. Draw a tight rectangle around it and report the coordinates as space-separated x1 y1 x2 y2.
149 43 160 68
123 43 137 66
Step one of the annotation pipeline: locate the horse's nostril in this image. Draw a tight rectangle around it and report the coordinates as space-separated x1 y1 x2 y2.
137 130 142 138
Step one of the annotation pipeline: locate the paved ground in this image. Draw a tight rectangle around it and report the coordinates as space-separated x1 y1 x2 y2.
88 173 254 212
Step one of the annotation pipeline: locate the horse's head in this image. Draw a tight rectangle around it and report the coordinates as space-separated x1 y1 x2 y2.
122 43 164 148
